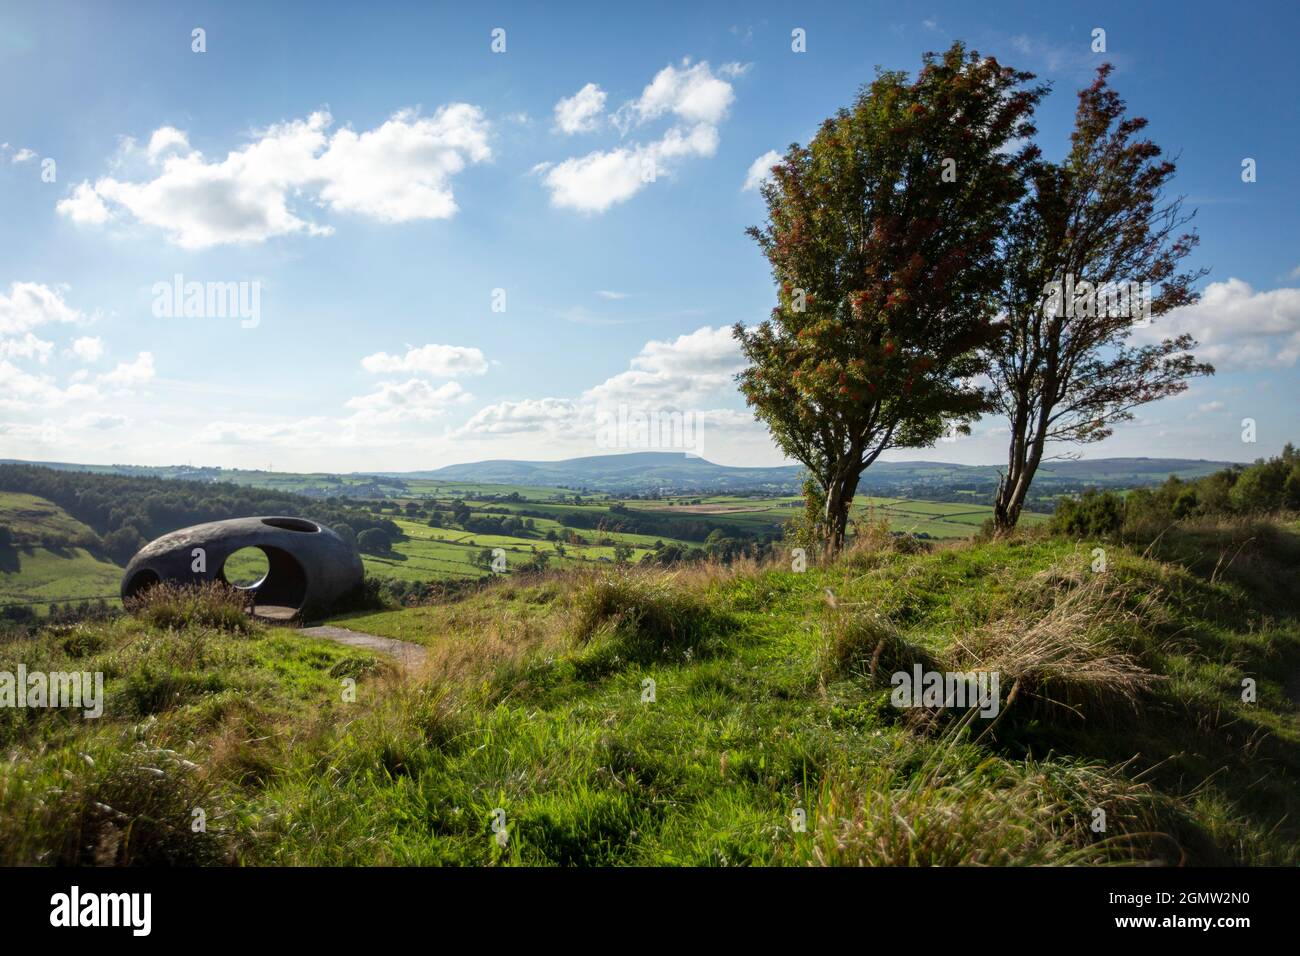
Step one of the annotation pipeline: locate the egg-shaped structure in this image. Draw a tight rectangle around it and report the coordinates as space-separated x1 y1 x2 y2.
120 516 364 620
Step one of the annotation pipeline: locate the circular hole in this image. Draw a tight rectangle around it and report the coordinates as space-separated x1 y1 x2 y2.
261 517 319 533
223 547 270 589
124 568 161 599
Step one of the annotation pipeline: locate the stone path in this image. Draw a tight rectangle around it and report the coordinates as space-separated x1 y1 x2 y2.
298 625 428 668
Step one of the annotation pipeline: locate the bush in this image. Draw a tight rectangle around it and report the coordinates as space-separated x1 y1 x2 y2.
1049 489 1125 538
357 528 392 555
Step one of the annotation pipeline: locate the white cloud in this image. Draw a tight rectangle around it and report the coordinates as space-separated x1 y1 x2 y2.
554 83 607 134
1135 278 1300 370
0 281 85 335
595 290 631 300
616 59 739 130
742 149 781 191
314 105 491 223
146 126 190 160
0 333 54 363
0 360 99 410
584 325 744 409
68 335 105 363
360 343 487 377
541 60 742 214
344 378 470 424
455 397 580 437
71 412 130 430
56 182 112 225
98 351 155 390
11 148 37 164
58 105 491 248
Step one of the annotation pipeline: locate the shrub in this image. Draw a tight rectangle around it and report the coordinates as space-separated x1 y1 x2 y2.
1049 489 1125 538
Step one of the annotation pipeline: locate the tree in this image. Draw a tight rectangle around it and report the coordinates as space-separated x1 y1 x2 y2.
736 43 1044 553
989 65 1212 532
357 528 391 555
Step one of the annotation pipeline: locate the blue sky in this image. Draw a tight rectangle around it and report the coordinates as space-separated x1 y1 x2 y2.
1 0 1296 472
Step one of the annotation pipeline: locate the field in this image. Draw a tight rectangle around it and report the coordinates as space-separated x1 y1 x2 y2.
0 492 123 614
0 475 1051 612
3 515 1298 865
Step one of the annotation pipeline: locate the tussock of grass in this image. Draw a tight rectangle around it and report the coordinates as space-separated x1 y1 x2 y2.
0 732 230 865
569 570 734 662
818 609 940 684
796 734 1175 866
954 572 1159 725
127 581 256 634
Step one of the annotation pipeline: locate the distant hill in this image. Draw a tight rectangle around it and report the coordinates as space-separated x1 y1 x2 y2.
398 452 1234 496
3 452 1237 498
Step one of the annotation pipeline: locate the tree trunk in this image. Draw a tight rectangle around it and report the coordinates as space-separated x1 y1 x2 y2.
823 465 861 556
994 403 1048 534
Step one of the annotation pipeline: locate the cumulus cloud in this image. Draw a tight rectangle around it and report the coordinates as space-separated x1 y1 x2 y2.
146 126 189 160
360 343 488 377
0 281 85 335
455 397 580 437
614 60 737 130
56 182 111 224
11 148 37 164
584 325 744 408
554 83 607 134
68 336 105 363
1134 278 1300 370
344 378 470 424
0 332 54 363
57 105 491 248
98 351 155 390
742 149 781 191
0 360 98 410
540 59 744 214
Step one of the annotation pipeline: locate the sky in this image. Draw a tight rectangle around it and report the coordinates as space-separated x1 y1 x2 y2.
1 0 1297 473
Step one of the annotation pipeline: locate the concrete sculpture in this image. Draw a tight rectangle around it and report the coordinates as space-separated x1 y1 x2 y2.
120 516 364 620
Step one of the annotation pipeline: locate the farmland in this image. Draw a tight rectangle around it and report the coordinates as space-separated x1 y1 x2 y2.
0 467 1046 611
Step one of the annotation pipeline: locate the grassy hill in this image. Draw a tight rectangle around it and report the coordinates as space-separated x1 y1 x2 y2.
2 514 1297 865
0 492 122 615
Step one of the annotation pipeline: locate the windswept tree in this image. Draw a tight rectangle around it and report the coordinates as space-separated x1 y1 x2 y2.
989 65 1212 532
736 43 1044 553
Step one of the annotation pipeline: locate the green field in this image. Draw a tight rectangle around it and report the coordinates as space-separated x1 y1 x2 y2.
0 492 122 613
1 479 1046 609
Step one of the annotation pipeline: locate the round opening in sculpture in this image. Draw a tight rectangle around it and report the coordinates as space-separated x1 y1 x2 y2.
261 517 320 533
222 547 270 589
123 567 161 600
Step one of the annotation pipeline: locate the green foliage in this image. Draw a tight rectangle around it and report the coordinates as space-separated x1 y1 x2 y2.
1055 446 1300 538
357 528 393 555
737 42 1044 547
1049 489 1126 538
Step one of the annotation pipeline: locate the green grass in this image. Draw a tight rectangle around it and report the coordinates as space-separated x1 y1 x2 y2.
3 515 1297 865
0 547 122 612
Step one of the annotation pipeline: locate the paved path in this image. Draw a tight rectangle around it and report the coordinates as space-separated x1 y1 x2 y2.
298 625 428 668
